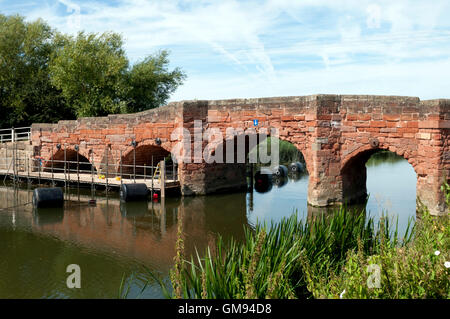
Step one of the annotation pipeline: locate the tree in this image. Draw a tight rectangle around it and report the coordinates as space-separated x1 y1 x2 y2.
0 14 187 125
0 14 73 129
125 50 186 113
49 31 130 118
49 32 186 118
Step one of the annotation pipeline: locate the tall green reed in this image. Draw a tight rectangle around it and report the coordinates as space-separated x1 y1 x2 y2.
160 206 414 299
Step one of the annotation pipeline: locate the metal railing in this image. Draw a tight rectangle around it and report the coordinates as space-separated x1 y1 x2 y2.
0 127 31 143
0 146 179 195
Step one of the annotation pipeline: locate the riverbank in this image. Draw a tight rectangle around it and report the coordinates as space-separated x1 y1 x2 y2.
146 185 449 299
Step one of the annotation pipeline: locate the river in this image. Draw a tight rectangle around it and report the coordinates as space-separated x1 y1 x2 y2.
0 151 416 298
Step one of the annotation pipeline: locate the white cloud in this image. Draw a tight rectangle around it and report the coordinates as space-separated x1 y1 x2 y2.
58 0 81 31
366 4 381 29
172 58 450 101
2 0 450 100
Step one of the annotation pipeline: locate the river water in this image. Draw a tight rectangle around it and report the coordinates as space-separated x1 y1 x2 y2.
0 152 416 298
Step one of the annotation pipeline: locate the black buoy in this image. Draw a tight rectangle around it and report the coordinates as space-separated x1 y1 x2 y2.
289 162 304 173
273 176 287 188
32 187 64 208
272 165 288 177
120 183 149 202
254 169 272 183
34 208 64 225
254 169 273 193
254 179 273 193
120 201 149 217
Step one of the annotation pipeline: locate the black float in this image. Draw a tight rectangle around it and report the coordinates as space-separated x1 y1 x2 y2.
273 176 287 188
32 187 64 208
272 165 288 177
254 169 273 193
289 162 305 173
120 201 149 217
120 183 149 202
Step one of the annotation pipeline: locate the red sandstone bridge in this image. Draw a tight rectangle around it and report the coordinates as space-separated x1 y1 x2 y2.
20 94 450 215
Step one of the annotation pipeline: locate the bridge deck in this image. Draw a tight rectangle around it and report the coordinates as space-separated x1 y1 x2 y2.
0 169 180 190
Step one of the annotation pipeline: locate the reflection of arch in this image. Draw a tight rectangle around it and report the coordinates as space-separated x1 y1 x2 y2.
121 144 171 177
341 145 417 204
44 148 95 173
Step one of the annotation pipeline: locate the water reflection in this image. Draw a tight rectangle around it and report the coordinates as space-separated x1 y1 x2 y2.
272 176 288 188
0 187 251 298
34 207 64 225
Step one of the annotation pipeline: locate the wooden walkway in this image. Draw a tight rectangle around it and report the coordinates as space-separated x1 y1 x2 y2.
0 169 180 191
0 136 180 195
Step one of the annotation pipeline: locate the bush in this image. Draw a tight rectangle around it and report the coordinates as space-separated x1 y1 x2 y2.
302 211 449 299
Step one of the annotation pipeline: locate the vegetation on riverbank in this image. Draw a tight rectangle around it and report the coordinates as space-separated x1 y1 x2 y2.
142 181 448 299
118 175 448 300
157 208 418 299
302 210 449 298
248 137 305 165
365 150 405 166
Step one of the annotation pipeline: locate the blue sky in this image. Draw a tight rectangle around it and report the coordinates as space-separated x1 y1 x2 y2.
1 0 450 101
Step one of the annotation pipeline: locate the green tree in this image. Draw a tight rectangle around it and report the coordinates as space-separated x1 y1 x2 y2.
1 14 187 125
125 50 186 113
49 31 130 118
49 32 186 118
0 14 73 129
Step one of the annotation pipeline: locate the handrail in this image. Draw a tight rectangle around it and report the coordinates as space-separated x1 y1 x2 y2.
0 156 179 181
0 142 179 200
0 127 31 143
0 127 31 132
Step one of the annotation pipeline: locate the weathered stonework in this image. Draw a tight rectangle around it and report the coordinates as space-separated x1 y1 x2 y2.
31 95 450 216
0 141 34 172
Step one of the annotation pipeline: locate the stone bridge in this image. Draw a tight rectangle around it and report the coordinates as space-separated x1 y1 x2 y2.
31 95 450 215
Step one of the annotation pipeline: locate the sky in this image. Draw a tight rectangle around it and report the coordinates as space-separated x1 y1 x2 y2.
1 0 450 101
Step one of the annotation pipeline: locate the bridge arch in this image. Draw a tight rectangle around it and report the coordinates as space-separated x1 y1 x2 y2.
340 144 418 205
202 131 310 194
120 143 171 177
207 129 310 169
43 148 95 173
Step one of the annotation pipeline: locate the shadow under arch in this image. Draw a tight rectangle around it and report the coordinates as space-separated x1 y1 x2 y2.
341 147 417 205
210 131 308 168
43 148 95 173
121 144 171 178
206 131 309 194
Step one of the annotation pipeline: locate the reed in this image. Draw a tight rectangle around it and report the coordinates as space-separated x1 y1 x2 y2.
159 206 414 299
